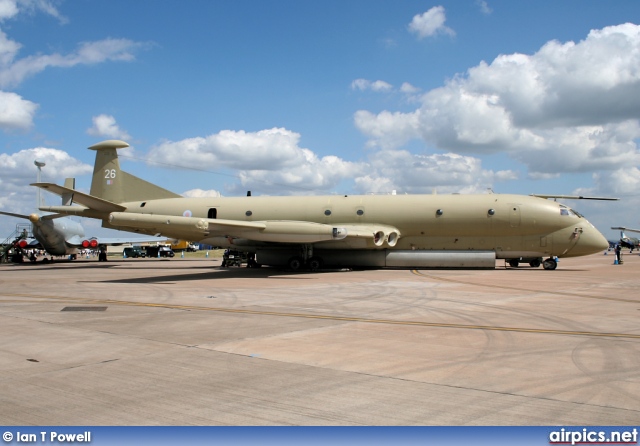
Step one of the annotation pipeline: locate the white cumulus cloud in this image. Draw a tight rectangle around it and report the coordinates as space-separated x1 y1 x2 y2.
408 6 455 39
354 110 421 150
0 0 19 20
476 0 492 15
351 78 393 92
0 90 37 129
87 114 131 140
0 146 92 216
0 146 92 181
182 188 222 198
0 38 149 89
148 127 366 195
356 23 640 177
0 0 67 23
0 2 150 133
143 124 516 197
354 150 516 195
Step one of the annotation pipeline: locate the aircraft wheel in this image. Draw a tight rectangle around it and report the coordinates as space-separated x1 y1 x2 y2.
508 259 519 268
288 256 303 271
308 257 323 271
529 258 541 268
542 258 557 270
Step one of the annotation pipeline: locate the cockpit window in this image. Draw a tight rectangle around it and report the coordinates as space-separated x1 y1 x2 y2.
559 206 584 218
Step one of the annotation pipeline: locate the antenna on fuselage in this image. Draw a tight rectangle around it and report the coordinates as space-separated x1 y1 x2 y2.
34 160 45 211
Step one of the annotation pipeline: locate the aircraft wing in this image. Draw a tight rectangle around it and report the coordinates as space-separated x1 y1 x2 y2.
0 210 72 221
0 210 31 219
31 182 126 213
27 184 397 246
109 212 335 243
531 194 619 201
611 227 640 234
107 212 400 245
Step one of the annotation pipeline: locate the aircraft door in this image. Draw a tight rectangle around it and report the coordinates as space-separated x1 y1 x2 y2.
208 208 217 219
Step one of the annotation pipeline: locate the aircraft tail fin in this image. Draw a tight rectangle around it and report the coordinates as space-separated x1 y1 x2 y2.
89 140 181 204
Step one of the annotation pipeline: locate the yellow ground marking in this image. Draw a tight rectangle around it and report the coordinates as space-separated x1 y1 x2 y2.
1 292 639 340
411 269 639 304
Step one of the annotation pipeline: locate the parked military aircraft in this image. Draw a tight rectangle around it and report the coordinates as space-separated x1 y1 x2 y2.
0 208 168 262
611 227 640 252
1 161 165 262
32 140 610 270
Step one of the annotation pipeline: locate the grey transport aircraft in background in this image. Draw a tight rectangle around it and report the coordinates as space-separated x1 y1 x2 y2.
32 140 612 271
0 161 165 262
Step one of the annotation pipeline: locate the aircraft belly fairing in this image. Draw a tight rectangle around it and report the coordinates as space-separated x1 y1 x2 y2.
256 248 498 269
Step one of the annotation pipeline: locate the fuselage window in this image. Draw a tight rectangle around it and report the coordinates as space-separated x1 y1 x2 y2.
208 208 217 219
324 209 332 216
140 202 146 207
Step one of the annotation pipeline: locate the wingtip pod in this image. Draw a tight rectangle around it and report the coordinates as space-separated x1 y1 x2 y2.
88 140 130 151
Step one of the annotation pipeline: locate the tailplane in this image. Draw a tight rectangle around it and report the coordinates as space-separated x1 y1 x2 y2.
89 140 181 203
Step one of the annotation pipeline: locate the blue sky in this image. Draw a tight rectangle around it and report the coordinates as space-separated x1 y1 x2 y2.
1 0 639 240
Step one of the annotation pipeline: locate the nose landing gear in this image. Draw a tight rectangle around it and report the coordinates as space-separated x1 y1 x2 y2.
542 257 557 270
506 257 555 270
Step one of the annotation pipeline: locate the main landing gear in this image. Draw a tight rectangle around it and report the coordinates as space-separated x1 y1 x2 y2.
287 255 324 272
287 244 324 271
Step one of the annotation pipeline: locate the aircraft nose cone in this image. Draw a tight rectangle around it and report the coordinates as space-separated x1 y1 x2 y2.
578 226 610 255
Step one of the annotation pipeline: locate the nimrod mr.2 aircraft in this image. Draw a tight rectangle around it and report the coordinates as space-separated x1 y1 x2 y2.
33 140 610 270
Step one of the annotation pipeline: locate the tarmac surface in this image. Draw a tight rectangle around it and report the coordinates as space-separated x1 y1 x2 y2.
0 250 639 425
